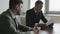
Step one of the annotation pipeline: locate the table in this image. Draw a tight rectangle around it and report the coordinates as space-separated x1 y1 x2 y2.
20 23 60 34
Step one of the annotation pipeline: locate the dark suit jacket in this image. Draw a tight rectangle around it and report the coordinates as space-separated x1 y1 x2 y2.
26 8 47 28
0 9 32 34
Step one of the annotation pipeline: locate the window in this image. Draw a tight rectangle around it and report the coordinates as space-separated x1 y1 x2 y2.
49 0 60 11
46 0 60 14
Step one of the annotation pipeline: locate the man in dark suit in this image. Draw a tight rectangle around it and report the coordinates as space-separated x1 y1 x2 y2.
26 1 54 30
26 1 47 28
0 0 39 34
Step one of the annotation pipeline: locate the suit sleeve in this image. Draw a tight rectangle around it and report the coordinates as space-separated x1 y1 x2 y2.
41 11 47 23
0 15 21 34
26 10 32 26
18 23 33 32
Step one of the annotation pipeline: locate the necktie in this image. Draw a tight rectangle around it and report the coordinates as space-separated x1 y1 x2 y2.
14 18 17 29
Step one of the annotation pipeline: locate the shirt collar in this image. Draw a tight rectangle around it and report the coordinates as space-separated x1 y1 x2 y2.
9 9 16 19
34 8 37 13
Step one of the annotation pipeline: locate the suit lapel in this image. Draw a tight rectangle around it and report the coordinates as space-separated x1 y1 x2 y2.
6 9 18 29
31 8 36 16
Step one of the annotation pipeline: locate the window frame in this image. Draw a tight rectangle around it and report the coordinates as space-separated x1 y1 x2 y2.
45 0 60 14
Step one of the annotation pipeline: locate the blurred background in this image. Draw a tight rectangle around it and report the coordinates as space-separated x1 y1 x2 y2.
0 0 60 25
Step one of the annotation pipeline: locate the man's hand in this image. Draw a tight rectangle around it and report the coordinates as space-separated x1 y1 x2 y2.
33 27 40 34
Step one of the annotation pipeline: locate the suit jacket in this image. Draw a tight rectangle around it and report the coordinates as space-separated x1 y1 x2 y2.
0 9 32 34
26 8 47 28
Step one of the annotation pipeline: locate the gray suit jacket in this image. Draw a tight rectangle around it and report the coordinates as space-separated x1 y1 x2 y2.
0 9 32 34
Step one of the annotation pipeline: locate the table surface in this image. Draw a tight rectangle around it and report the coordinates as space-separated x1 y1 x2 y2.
26 23 60 34
20 23 60 34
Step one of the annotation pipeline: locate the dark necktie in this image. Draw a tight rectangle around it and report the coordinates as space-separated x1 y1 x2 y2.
14 18 17 29
36 12 39 18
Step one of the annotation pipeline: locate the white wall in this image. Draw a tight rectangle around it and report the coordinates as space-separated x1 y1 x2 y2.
0 0 29 14
22 0 29 13
0 0 9 14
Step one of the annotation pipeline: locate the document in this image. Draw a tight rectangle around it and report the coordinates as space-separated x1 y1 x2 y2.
46 17 54 26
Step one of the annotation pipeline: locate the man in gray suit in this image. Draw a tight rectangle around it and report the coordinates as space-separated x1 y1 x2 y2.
0 0 39 34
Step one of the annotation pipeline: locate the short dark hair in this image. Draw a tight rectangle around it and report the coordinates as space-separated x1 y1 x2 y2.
9 0 23 9
35 1 43 6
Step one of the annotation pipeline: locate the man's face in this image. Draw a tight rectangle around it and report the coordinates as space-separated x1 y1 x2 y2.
16 3 23 15
35 3 43 11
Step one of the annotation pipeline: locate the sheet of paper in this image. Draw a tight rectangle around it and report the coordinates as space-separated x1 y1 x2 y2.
46 17 54 26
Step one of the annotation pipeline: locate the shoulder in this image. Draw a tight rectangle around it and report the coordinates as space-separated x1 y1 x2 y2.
0 10 11 21
0 13 10 21
26 8 34 13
